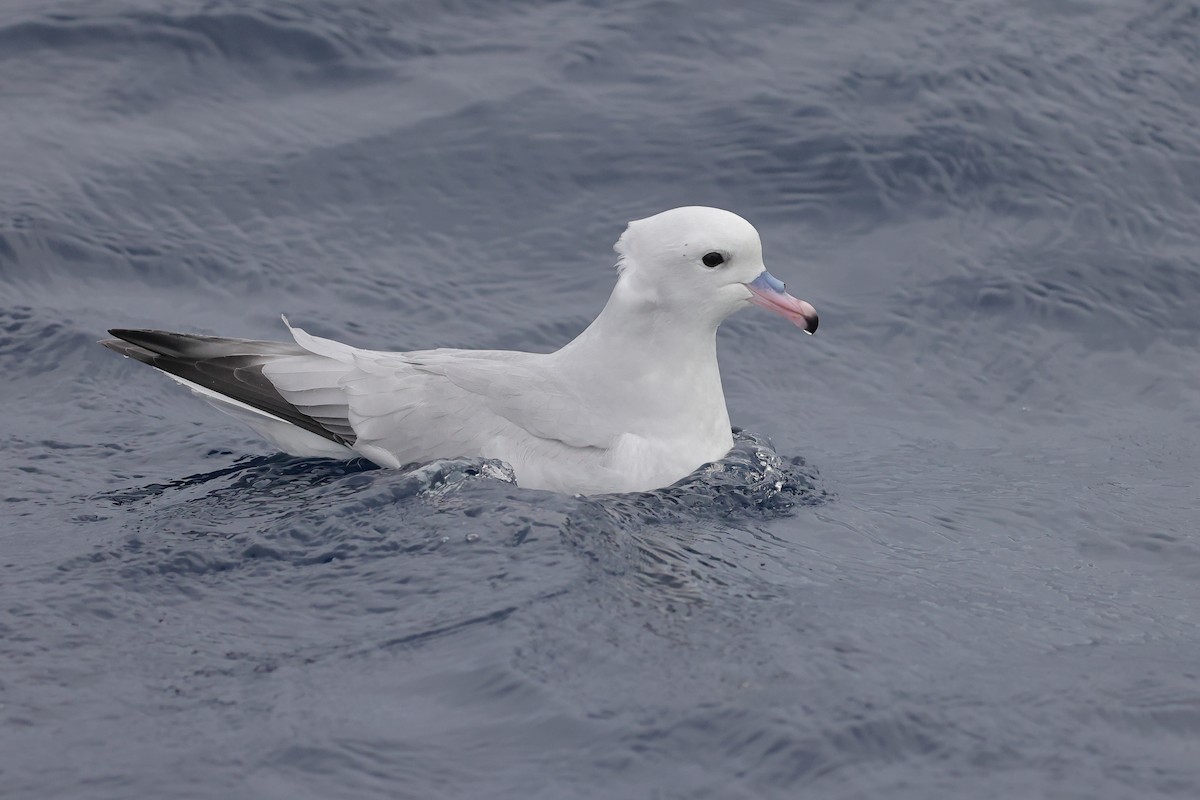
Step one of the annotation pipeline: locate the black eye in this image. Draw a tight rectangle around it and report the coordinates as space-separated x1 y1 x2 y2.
702 251 725 268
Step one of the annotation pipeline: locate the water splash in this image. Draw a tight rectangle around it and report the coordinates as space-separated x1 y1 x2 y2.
99 429 823 522
588 429 829 526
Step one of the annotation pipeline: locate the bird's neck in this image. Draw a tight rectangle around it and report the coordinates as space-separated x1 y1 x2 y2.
558 274 721 369
552 275 733 445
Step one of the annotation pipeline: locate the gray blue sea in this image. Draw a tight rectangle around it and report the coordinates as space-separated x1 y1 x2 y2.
2 1 1199 797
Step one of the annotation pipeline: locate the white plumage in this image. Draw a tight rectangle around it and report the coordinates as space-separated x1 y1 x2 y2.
104 206 818 495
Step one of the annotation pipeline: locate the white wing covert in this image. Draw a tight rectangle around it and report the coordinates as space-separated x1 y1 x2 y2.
265 319 618 469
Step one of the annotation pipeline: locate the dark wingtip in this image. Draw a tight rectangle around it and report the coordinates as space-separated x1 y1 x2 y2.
106 329 146 347
103 328 195 358
100 336 132 352
108 328 147 341
99 337 158 363
102 330 153 355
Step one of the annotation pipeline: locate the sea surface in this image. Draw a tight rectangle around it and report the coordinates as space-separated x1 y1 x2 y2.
2 1 1199 798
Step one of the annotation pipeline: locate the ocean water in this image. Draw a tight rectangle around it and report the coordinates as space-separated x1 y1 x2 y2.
2 1 1199 797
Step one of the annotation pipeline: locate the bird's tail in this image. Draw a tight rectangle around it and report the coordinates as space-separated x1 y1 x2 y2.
102 329 357 453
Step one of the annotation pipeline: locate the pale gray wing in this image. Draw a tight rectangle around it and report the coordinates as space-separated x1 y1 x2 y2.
268 321 616 468
369 349 619 449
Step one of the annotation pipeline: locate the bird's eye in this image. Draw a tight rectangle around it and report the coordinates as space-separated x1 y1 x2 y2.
702 251 725 268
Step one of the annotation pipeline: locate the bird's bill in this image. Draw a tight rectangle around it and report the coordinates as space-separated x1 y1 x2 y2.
744 271 819 334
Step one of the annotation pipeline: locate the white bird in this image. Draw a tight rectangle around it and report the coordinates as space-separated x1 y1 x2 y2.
103 206 818 495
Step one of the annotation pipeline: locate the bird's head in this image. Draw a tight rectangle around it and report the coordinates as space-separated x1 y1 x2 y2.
613 206 818 334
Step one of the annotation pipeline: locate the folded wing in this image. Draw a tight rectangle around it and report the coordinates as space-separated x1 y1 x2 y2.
105 319 617 469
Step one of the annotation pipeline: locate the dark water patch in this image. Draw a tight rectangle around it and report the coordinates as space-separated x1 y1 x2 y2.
600 429 829 523
0 308 97 379
98 453 383 507
47 433 829 625
0 212 256 295
549 432 830 609
617 704 954 791
0 14 215 62
0 9 379 68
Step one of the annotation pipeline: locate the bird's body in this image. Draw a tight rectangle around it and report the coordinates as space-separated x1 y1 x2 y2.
103 207 818 495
